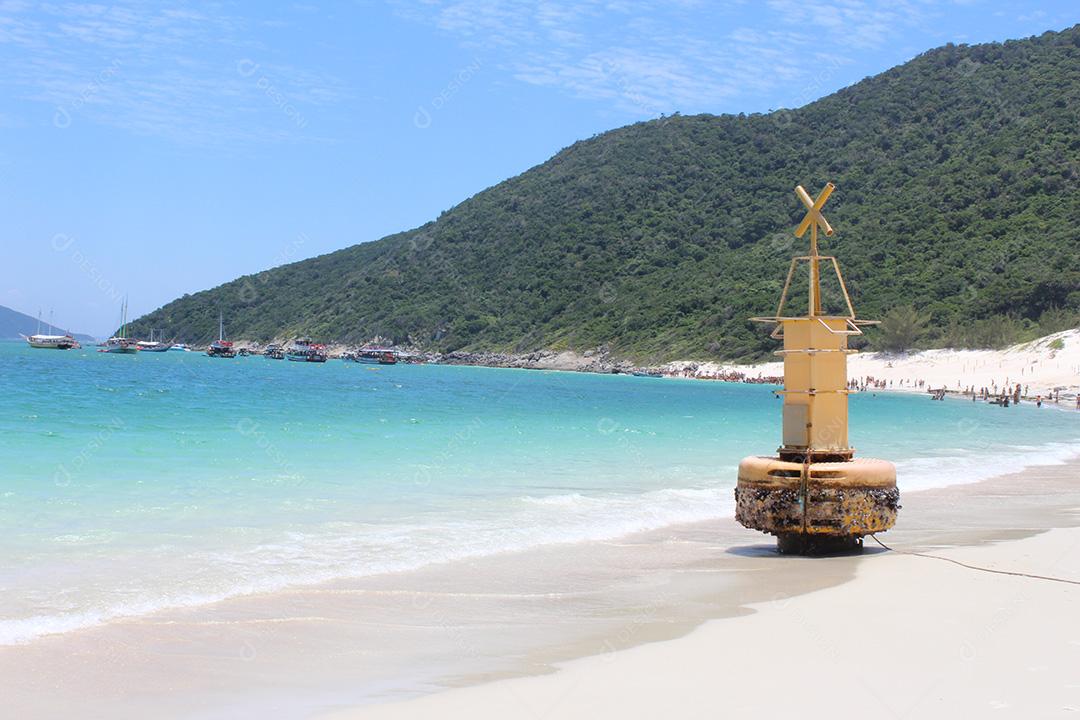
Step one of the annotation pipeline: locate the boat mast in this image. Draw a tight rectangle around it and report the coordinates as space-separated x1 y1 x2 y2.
219 312 224 342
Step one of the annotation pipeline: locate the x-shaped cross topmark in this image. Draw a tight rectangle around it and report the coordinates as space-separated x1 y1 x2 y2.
795 182 835 239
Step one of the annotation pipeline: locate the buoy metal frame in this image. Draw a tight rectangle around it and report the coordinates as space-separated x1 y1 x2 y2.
734 183 899 554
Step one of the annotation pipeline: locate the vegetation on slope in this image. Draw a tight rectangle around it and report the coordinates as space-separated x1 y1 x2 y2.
130 26 1080 361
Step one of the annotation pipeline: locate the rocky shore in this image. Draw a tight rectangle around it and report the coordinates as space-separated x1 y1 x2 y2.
421 351 781 383
427 348 636 374
225 340 781 381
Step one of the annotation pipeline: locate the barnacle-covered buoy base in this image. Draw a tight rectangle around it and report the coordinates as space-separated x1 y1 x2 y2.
735 456 899 554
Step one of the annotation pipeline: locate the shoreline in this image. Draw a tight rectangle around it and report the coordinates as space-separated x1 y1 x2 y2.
332 529 1080 720
222 329 1080 403
6 352 1077 651
4 451 1080 718
57 328 1080 404
321 458 1080 719
4 407 1077 649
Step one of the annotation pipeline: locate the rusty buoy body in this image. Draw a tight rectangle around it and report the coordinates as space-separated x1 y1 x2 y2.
735 457 899 554
735 184 899 554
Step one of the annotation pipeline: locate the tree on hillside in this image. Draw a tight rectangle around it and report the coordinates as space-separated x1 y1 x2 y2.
874 306 930 353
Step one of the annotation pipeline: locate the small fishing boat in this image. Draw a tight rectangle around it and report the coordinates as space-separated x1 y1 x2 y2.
351 348 397 365
100 299 139 354
264 344 285 360
207 313 236 358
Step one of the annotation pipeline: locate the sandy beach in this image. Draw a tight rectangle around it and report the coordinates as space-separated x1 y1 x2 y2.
666 328 1080 402
331 526 1080 719
324 462 1080 720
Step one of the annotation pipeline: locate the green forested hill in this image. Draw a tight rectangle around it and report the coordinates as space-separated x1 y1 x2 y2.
130 26 1080 361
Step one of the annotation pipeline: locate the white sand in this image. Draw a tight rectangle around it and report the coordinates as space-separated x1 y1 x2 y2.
329 526 1080 719
666 328 1080 400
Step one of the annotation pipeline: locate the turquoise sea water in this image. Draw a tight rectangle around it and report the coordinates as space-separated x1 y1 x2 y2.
2 340 1079 645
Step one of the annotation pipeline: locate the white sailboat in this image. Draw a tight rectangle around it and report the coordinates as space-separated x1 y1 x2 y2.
137 329 170 353
24 309 78 349
101 299 139 354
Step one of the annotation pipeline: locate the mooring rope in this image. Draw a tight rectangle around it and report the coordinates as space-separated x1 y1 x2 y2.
868 534 1080 586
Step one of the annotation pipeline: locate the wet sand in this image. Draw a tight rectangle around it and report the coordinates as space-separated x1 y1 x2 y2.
334 525 1080 719
3 461 1079 719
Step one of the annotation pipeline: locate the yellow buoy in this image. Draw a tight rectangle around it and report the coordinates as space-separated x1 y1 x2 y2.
735 183 899 554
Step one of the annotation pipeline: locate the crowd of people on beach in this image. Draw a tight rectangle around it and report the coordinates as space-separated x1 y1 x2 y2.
662 365 1078 409
848 376 895 391
843 374 1079 408
963 384 1072 408
664 366 783 384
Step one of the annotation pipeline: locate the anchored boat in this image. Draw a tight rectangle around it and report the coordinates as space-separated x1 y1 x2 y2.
136 329 170 353
24 310 78 349
349 348 397 365
207 313 236 358
286 338 327 362
26 333 77 350
100 299 139 354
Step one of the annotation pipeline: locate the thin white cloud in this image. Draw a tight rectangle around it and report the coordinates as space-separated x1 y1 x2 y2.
398 0 943 116
0 2 348 145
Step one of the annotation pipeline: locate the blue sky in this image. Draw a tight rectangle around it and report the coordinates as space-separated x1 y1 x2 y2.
1 1 1076 337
